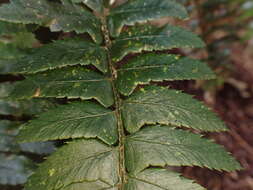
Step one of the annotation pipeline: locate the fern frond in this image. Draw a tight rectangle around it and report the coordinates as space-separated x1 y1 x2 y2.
0 0 242 189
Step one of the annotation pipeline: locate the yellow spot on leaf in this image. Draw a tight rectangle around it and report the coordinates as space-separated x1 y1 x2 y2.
74 83 81 88
175 56 180 60
140 88 146 92
49 169 56 177
192 68 199 73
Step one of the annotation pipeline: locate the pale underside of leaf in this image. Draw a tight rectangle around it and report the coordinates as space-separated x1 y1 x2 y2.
125 168 205 190
0 44 28 74
0 154 35 185
125 126 242 173
0 82 14 98
116 53 215 96
122 86 227 133
0 120 19 152
9 66 114 108
108 0 188 37
111 24 205 62
0 120 55 154
20 141 56 155
0 39 108 74
24 140 119 190
18 101 118 145
0 0 102 43
71 0 104 12
0 97 56 116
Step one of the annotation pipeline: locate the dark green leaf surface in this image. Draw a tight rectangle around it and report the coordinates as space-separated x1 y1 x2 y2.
0 0 102 43
125 168 205 190
0 20 27 35
18 102 118 145
126 126 241 173
71 0 104 12
24 140 119 190
117 53 215 95
111 24 205 62
122 86 227 133
0 39 108 74
0 154 35 185
108 0 188 37
10 67 114 107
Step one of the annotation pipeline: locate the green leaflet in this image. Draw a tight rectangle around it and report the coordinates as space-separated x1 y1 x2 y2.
0 0 102 43
0 39 108 74
108 0 188 37
10 67 114 107
117 53 215 96
18 102 118 145
24 140 119 190
71 0 104 12
0 154 35 185
111 24 205 62
6 32 36 49
125 168 205 190
0 20 27 35
126 126 241 173
122 86 227 133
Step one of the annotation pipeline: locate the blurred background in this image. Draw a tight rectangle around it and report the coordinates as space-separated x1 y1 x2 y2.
0 0 253 190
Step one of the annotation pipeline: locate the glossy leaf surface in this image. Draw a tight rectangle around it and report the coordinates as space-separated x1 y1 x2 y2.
125 168 205 190
117 54 215 95
10 67 114 107
0 0 102 43
111 24 205 62
108 0 188 36
18 102 118 145
0 39 108 74
126 126 241 173
24 140 119 190
122 86 227 133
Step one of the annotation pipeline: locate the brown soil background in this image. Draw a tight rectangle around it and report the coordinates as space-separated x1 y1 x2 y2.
179 42 253 190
